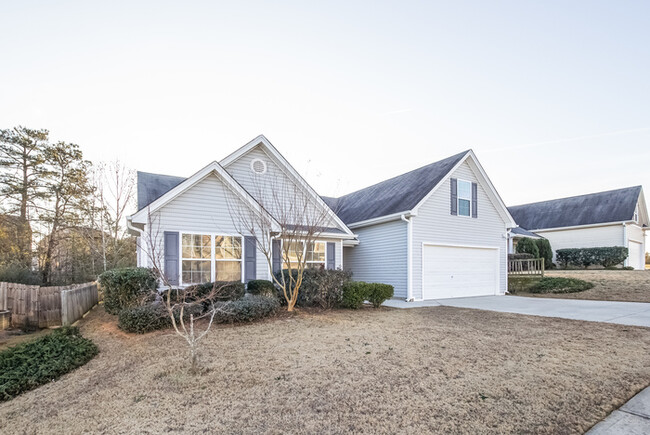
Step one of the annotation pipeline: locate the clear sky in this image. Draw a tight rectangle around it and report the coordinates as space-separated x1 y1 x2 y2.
1 1 649 209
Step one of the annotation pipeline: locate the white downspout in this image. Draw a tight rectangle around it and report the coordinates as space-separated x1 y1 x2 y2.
623 222 628 267
127 216 145 267
401 214 413 302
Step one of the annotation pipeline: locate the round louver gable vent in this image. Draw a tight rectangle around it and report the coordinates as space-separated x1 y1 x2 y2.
250 158 267 174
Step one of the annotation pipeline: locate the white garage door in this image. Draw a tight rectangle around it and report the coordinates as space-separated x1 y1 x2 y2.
628 241 643 270
423 244 499 299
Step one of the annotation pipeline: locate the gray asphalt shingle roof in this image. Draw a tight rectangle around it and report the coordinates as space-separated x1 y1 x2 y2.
508 186 641 231
137 171 187 211
510 227 542 238
322 150 470 224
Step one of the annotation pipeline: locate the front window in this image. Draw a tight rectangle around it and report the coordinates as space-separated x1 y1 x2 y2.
180 233 242 285
282 241 326 270
215 235 242 281
634 205 639 223
457 180 471 217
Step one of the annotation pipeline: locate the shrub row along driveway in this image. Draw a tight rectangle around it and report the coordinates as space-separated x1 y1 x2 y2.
0 306 649 434
529 270 650 303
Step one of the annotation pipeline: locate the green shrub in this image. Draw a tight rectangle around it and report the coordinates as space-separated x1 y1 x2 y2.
247 280 275 296
508 253 535 261
366 283 394 308
215 295 280 323
556 247 628 269
341 281 369 309
0 263 41 285
0 327 98 401
274 269 352 308
516 237 540 259
527 277 593 294
98 267 158 314
118 304 170 333
535 239 553 269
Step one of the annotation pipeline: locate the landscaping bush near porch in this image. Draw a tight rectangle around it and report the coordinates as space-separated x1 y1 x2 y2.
274 269 352 308
556 247 628 269
341 281 394 308
0 327 98 401
98 267 158 314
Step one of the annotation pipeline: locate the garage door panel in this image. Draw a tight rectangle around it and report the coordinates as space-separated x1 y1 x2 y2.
423 245 499 299
629 241 643 270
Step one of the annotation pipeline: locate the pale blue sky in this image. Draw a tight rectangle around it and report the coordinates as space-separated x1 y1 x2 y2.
1 1 649 209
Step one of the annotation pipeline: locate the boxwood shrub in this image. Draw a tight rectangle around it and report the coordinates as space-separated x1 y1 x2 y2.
556 247 628 269
516 237 540 259
215 295 280 323
274 269 352 308
366 283 394 308
98 267 158 314
341 281 369 309
0 327 98 401
527 277 593 294
118 304 171 333
247 280 275 296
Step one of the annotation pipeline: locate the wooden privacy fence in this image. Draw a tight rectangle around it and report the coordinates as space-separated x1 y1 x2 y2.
508 258 545 276
0 281 98 329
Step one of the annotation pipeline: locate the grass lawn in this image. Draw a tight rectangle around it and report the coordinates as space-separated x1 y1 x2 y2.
518 270 650 303
0 306 649 434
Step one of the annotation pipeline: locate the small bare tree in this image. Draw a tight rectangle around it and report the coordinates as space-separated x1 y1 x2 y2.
226 167 333 311
139 210 231 374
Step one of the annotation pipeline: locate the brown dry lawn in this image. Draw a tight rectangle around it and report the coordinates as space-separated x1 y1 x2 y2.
521 270 650 303
1 306 649 434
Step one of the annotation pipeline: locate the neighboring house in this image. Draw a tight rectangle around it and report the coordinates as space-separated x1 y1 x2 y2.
508 186 649 270
324 150 516 301
128 135 516 301
508 227 544 254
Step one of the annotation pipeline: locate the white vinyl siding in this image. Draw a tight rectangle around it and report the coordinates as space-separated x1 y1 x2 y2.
343 219 408 298
411 161 509 299
223 145 343 233
535 224 624 262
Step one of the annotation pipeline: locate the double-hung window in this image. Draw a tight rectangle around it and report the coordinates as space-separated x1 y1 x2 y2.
282 241 326 270
457 180 472 217
181 233 243 285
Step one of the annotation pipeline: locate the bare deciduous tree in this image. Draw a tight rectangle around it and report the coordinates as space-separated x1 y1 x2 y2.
139 210 231 374
226 168 332 311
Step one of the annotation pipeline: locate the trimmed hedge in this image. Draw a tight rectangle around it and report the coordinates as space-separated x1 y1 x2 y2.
527 277 594 294
516 237 539 259
247 280 275 296
215 295 280 323
98 267 158 314
556 247 628 269
0 327 98 401
274 269 352 308
536 239 553 269
340 281 394 309
118 304 170 333
508 253 535 261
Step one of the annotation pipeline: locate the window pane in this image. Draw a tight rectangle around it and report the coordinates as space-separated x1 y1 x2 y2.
216 260 241 281
182 234 211 259
182 260 211 284
458 199 471 216
215 235 242 259
457 180 471 199
306 242 325 262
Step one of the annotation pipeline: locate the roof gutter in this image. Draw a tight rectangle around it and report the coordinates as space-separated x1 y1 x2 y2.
348 211 417 229
531 220 636 233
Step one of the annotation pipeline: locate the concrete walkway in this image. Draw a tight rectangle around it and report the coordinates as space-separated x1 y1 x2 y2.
587 386 650 434
383 296 650 327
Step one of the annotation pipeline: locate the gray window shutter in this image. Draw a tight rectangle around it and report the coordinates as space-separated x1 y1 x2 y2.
326 242 335 270
164 231 179 285
244 236 256 282
471 182 478 218
272 239 282 275
450 178 458 216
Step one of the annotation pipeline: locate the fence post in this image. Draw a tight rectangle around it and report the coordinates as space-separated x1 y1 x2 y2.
61 290 69 326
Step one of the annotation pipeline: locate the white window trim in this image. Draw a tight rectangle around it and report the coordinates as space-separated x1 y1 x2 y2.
179 231 244 286
634 205 639 223
457 178 472 218
281 239 327 269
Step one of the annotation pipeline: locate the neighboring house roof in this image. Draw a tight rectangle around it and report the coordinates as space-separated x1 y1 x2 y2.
510 227 543 239
137 172 186 211
508 186 642 231
323 151 470 224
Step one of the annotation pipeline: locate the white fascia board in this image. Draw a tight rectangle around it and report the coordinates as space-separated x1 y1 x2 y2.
129 161 280 232
531 221 633 233
410 150 516 227
347 211 416 229
220 135 355 237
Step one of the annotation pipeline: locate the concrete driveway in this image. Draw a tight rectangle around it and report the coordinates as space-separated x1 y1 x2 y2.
384 296 650 327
